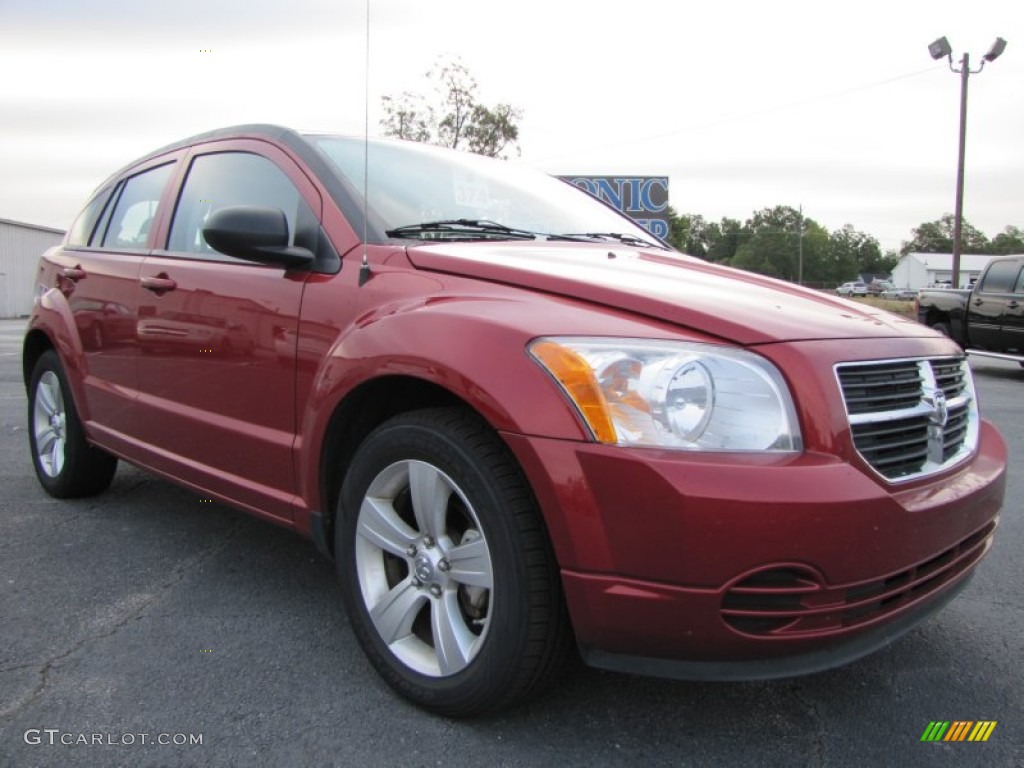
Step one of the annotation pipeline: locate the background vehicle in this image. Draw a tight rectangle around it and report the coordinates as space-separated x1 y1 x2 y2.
880 286 917 300
916 255 1024 363
865 280 894 295
835 281 867 296
23 125 1006 716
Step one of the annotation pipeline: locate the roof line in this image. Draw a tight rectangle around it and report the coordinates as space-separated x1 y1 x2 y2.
0 217 65 235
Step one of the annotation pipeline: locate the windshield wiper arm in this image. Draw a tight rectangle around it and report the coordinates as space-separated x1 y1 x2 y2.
557 232 666 249
385 219 537 240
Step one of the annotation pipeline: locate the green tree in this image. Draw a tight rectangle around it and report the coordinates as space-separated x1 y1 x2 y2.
874 249 900 274
380 57 522 158
826 225 883 283
731 206 824 282
665 211 752 263
900 214 989 256
990 225 1024 255
667 209 710 257
706 217 746 263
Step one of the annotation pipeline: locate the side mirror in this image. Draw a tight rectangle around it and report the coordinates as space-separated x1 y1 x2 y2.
202 206 314 268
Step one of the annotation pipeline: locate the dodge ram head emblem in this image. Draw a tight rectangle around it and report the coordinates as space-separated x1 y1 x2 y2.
925 388 949 428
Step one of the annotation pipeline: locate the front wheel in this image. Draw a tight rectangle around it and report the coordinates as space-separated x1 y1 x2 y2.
28 350 117 498
336 408 570 716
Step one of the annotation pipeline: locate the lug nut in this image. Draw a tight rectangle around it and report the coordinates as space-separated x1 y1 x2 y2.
406 545 417 557
411 578 422 588
437 559 451 572
423 535 435 548
429 584 442 597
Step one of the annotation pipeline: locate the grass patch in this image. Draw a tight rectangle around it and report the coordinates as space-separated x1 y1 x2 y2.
848 296 916 318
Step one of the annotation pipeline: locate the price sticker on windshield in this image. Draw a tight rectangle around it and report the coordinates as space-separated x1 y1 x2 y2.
453 172 491 208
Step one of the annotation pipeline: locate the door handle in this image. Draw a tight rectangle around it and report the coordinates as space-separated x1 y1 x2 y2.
972 298 984 306
140 275 177 293
61 266 87 281
1008 300 1020 309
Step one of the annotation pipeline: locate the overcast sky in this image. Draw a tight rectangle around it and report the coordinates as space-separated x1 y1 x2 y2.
1 0 1021 252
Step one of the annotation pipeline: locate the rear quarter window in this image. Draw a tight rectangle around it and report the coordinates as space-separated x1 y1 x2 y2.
97 163 176 250
66 186 114 246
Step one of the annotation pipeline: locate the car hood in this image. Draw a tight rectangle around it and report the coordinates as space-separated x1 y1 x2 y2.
405 242 932 345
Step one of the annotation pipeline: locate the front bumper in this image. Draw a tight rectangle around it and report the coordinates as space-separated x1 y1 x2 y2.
502 418 1005 676
580 570 974 681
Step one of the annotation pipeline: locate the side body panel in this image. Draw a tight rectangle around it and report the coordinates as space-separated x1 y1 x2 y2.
132 140 325 522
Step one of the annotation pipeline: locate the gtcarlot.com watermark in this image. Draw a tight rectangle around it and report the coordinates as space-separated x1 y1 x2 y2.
24 729 203 747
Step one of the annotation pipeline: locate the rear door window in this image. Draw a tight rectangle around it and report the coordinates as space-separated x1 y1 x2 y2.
979 260 1022 294
1013 266 1024 295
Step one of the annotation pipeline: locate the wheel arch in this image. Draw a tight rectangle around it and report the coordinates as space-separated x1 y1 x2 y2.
316 375 484 558
23 328 55 387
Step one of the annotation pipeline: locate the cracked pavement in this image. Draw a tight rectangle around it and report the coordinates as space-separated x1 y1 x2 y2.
0 319 1021 767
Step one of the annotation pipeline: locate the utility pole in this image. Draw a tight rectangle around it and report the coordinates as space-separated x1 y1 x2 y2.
951 53 969 290
928 35 1007 289
797 204 804 285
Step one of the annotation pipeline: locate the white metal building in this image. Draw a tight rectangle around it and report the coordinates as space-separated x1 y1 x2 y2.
891 252 1001 290
0 218 65 318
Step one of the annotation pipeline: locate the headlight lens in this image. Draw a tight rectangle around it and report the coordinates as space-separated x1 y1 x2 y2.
529 337 802 452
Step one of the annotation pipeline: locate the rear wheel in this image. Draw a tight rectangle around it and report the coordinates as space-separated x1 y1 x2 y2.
336 408 570 716
28 350 117 498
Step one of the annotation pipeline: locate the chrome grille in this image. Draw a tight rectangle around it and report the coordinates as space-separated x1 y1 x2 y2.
838 360 921 414
836 358 979 481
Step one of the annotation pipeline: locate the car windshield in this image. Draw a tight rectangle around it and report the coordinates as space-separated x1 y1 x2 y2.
309 136 665 248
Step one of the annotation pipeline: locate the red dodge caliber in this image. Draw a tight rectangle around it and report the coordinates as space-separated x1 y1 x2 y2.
25 125 1005 716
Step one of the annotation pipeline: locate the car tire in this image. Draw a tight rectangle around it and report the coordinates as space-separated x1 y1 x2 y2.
28 350 118 498
931 322 952 338
336 407 571 716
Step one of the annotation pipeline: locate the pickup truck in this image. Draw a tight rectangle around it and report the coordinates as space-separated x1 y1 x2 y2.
916 256 1024 363
25 125 1007 716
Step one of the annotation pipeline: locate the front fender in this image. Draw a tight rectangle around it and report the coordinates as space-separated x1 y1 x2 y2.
301 296 593 446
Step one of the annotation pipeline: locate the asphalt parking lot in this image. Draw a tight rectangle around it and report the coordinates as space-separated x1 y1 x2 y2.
0 317 1021 767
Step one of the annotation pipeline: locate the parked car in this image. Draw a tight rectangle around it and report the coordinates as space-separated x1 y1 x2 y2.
916 256 1024 363
835 281 868 296
25 125 1006 716
880 287 917 300
865 280 893 295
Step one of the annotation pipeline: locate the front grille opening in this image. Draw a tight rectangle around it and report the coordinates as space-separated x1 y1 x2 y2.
731 568 818 589
723 615 798 634
839 361 922 415
721 524 996 639
917 549 956 579
721 566 823 635
836 357 977 482
851 417 930 479
846 572 911 603
932 359 967 397
721 592 804 612
960 522 996 552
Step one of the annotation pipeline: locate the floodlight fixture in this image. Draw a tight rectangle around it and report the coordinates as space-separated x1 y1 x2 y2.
928 36 952 61
983 37 1007 62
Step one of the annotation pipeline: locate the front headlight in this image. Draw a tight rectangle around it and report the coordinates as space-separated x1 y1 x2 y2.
529 337 802 452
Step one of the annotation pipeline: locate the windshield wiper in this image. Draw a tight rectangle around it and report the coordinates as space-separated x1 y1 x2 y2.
556 232 666 249
385 219 537 240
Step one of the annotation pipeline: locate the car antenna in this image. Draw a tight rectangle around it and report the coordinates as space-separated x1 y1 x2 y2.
358 0 372 287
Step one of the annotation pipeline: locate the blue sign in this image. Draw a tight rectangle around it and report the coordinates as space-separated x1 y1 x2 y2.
559 176 670 240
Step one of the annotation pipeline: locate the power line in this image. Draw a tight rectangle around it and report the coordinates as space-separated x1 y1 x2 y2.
535 66 939 163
